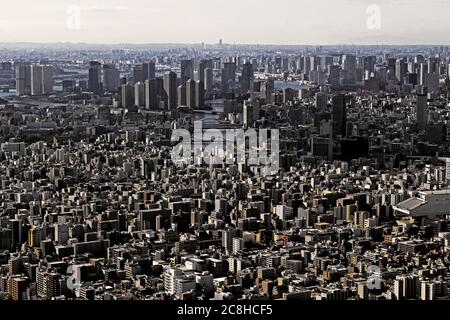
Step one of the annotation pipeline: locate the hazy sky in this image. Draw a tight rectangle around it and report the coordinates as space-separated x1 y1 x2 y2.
1 0 449 45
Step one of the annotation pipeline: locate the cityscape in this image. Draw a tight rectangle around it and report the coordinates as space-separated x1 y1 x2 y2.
1 1 450 303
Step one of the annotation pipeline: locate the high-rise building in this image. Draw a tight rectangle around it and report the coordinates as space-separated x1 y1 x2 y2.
311 136 333 160
240 62 253 94
221 62 236 94
204 68 213 96
15 64 31 96
163 71 177 110
393 276 406 300
424 72 440 93
145 79 162 109
315 92 328 110
37 270 60 299
427 57 438 74
28 227 44 248
135 62 155 83
143 62 156 81
395 58 407 84
31 64 43 96
103 64 120 92
180 59 194 84
327 65 340 87
417 90 428 131
394 275 420 300
28 64 53 95
88 61 102 94
177 83 186 106
319 56 332 72
195 80 205 108
8 255 22 275
443 158 450 185
363 56 376 75
10 219 22 250
262 78 274 104
145 79 155 109
302 56 310 74
419 63 427 86
232 237 244 254
134 82 145 107
164 267 183 295
331 94 346 138
420 281 435 301
342 54 356 82
41 65 54 94
243 99 259 127
133 64 144 83
121 83 134 108
198 59 211 83
186 79 196 109
222 229 239 251
357 281 369 300
55 223 69 245
10 276 28 300
283 88 295 103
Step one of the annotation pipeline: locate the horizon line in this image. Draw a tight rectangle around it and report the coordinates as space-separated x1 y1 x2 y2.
1 41 450 47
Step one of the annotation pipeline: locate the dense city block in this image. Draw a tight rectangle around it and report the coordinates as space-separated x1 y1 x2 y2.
0 44 450 301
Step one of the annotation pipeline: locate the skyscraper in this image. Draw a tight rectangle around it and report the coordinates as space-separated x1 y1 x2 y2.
204 68 213 96
133 64 144 83
243 100 254 127
363 56 376 75
222 229 239 251
262 78 274 104
88 61 102 94
135 82 145 107
135 62 155 83
240 62 253 94
312 136 333 161
41 65 54 94
143 62 156 81
327 65 340 87
315 92 328 110
28 227 44 248
15 64 31 96
221 62 236 94
394 275 420 300
31 65 43 96
145 79 160 109
29 65 54 95
186 79 196 109
395 58 407 84
303 56 311 74
419 63 427 86
417 89 428 131
177 83 186 107
103 64 120 93
331 94 346 138
37 270 60 299
342 54 356 82
145 79 154 109
427 57 438 74
195 80 205 108
121 83 134 108
180 59 194 84
10 276 28 300
198 59 211 83
55 223 69 245
163 71 177 110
